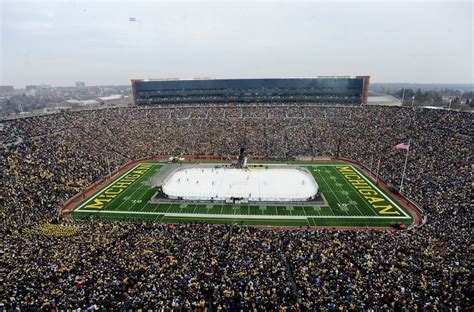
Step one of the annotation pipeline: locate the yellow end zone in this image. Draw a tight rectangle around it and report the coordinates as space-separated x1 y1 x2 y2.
336 165 407 217
78 163 152 210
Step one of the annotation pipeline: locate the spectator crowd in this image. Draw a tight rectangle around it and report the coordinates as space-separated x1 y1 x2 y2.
1 104 471 310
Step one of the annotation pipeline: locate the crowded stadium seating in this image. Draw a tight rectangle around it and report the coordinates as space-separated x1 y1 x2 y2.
1 105 471 310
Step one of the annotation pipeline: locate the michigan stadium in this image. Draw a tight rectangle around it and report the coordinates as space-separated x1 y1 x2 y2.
2 76 471 310
2 1 472 309
57 78 418 229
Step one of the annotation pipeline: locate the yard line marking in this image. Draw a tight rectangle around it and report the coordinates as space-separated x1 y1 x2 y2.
136 167 163 210
330 166 366 217
352 166 410 218
128 186 152 211
333 166 378 217
132 165 162 211
164 203 172 214
313 167 341 216
75 164 142 211
77 163 161 213
115 165 158 213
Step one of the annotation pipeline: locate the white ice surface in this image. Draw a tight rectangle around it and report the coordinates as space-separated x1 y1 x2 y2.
162 167 318 202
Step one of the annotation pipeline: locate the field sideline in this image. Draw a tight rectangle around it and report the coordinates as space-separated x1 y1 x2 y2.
71 160 414 228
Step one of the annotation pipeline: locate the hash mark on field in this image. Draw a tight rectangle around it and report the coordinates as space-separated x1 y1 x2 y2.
338 203 350 212
332 166 377 217
314 167 339 216
114 165 158 213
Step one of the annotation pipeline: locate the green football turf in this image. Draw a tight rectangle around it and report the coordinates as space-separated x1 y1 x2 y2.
71 162 413 227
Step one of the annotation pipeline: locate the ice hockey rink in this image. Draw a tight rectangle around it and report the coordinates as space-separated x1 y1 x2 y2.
162 166 318 202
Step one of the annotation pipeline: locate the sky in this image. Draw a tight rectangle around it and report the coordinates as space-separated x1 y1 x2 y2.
1 0 472 88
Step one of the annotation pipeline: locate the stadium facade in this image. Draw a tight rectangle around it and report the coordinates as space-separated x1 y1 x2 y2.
131 76 370 106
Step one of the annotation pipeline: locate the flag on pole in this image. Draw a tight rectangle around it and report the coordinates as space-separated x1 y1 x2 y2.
395 139 410 150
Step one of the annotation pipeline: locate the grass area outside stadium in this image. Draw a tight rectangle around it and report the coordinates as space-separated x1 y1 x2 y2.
69 159 416 228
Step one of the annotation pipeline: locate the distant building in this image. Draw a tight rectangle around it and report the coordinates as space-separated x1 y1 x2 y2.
97 94 129 106
75 81 86 88
38 84 51 90
25 85 38 91
0 86 14 93
25 84 50 92
367 93 402 106
62 99 99 108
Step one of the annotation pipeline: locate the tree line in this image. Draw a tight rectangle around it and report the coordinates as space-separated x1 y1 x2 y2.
391 88 473 109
